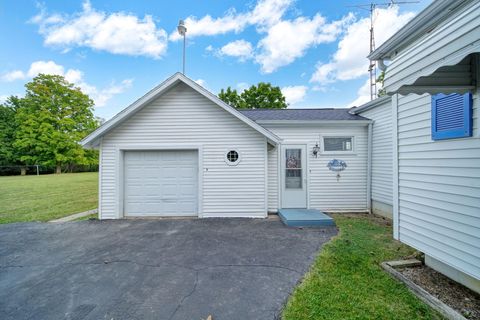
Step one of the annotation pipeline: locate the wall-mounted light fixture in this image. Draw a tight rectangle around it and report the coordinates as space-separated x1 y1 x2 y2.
312 143 320 157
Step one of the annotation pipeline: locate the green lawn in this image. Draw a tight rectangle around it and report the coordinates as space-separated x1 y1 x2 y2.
282 214 442 320
0 172 98 224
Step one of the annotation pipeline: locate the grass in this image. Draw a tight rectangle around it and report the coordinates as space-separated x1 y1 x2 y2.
0 172 98 224
282 214 442 320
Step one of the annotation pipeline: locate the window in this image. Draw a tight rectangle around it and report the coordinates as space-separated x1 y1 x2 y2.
225 150 240 165
323 137 353 152
285 149 302 189
432 93 472 140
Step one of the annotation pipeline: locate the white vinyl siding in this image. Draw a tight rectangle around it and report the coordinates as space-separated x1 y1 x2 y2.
267 145 279 212
99 82 267 219
396 89 480 280
263 124 368 212
358 100 393 207
384 1 480 93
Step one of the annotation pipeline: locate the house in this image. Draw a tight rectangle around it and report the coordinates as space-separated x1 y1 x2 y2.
351 97 392 219
355 0 480 292
81 73 371 220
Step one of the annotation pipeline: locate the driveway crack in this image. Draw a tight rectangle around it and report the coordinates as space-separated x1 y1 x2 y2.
168 269 199 320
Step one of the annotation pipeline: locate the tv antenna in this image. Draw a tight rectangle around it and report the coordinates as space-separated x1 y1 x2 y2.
348 1 418 100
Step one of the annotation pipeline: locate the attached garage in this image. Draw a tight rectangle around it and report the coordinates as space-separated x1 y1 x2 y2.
124 150 198 217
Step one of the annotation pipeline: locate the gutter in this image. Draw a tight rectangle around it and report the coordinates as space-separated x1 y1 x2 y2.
254 120 372 125
367 122 373 213
369 0 472 60
350 96 391 114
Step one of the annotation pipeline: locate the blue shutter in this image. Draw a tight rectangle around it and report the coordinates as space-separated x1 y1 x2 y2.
431 93 472 140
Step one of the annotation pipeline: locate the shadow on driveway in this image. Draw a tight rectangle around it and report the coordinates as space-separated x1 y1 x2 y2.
0 218 336 320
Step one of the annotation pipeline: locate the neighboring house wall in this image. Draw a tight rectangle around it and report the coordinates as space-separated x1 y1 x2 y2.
383 1 480 94
358 99 393 218
99 82 268 219
394 88 480 282
370 0 480 289
264 124 368 212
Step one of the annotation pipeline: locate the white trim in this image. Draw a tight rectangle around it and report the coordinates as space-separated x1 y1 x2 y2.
276 144 281 210
98 138 103 219
476 54 480 138
351 96 391 114
320 135 356 155
255 120 372 126
392 94 400 240
264 138 268 217
224 149 241 166
81 72 280 147
115 143 204 218
366 123 373 213
369 0 474 60
306 142 311 209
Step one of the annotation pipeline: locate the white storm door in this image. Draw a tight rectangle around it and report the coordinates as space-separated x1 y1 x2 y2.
281 145 307 208
124 150 198 217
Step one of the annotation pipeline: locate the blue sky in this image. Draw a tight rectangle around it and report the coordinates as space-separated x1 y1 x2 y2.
0 0 429 120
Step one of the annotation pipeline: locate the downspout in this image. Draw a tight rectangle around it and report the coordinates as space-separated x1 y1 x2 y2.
378 59 387 71
367 122 373 213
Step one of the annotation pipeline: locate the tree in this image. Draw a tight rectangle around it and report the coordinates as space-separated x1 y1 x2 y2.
14 74 98 174
0 97 22 169
218 87 241 108
218 82 288 109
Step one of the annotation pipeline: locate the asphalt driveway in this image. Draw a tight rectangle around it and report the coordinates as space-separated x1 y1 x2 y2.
0 218 336 320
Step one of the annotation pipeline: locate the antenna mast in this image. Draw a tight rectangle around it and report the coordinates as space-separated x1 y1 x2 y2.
368 3 377 101
348 1 418 100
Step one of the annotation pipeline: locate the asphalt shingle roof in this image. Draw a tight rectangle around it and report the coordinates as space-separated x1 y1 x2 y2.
239 108 368 121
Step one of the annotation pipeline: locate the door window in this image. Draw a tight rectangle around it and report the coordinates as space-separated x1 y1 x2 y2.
285 149 302 189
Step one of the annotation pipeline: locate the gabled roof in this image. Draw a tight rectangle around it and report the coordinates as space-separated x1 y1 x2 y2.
369 0 474 60
240 108 369 122
81 73 281 148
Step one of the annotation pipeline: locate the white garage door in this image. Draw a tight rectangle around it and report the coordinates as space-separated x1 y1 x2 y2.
124 150 198 216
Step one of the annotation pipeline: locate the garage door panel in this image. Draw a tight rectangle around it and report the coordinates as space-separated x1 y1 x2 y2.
124 150 198 217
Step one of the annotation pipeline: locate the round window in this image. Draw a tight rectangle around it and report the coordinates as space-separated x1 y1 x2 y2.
225 150 240 165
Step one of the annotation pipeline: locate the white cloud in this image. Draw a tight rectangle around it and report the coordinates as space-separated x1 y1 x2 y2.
27 60 66 78
347 78 371 107
32 1 168 58
90 79 133 107
237 82 249 92
219 40 253 61
0 95 11 103
194 79 207 88
256 13 354 73
282 85 308 106
169 0 293 41
311 6 415 84
1 70 26 82
1 60 132 107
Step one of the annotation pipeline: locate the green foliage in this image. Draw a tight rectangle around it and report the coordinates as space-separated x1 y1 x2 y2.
377 71 386 97
218 87 241 108
13 74 98 169
0 172 98 223
282 214 441 320
0 97 21 165
218 82 288 109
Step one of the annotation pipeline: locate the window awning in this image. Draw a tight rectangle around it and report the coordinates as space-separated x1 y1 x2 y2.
382 0 480 95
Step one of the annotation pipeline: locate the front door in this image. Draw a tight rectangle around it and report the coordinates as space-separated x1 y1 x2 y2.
281 145 307 208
